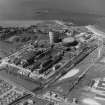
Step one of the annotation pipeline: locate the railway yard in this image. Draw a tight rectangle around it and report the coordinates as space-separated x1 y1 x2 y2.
0 20 105 105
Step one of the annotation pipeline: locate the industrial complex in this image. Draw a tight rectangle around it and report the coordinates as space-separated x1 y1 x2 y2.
0 20 105 105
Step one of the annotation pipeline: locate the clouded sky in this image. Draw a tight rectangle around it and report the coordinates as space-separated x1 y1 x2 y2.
0 0 105 20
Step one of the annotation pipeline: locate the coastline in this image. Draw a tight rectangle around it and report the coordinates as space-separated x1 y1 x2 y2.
0 20 43 27
0 19 105 38
86 25 105 37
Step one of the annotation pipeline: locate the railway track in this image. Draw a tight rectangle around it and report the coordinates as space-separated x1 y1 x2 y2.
43 45 98 88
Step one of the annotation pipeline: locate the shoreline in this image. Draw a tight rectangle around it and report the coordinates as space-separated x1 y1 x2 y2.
0 20 63 27
0 20 105 37
0 20 44 27
86 25 105 37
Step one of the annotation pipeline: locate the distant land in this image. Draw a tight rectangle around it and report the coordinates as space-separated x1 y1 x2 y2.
1 0 105 29
0 9 105 29
33 9 105 26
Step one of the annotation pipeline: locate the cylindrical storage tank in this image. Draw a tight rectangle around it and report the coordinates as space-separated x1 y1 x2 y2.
62 37 78 47
53 31 61 43
49 31 54 45
49 31 61 44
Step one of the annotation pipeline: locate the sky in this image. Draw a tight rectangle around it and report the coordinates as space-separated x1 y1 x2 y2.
0 0 105 20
